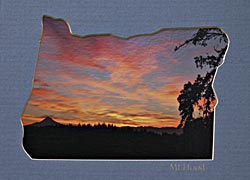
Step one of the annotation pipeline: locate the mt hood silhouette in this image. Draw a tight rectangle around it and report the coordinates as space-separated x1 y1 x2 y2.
27 116 63 127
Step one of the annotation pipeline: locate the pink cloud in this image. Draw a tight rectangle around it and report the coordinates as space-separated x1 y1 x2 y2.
22 17 219 128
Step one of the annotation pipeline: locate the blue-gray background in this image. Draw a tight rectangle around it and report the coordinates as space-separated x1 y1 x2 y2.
0 0 249 179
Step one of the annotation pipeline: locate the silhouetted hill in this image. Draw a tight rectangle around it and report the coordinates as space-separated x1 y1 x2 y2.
25 117 183 135
26 116 63 127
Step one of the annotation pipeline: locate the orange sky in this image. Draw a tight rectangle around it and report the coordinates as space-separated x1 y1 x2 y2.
21 16 224 127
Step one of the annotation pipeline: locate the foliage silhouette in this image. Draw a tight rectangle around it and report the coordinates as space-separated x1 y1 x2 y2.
175 28 228 128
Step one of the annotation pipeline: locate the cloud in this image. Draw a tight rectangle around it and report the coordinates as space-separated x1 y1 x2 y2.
22 17 218 127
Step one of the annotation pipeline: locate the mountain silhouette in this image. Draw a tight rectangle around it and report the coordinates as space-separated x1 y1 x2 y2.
27 116 63 127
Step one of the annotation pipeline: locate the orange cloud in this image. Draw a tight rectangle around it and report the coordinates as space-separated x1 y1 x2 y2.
22 17 219 128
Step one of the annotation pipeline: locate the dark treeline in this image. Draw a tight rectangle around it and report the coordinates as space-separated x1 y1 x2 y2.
23 115 213 159
66 122 118 129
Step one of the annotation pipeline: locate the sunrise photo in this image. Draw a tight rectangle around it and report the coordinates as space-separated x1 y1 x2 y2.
21 16 229 159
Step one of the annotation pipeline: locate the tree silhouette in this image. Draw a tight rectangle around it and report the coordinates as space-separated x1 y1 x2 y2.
175 28 228 128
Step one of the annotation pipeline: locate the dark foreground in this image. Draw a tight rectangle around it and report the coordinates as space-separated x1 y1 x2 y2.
23 125 213 159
